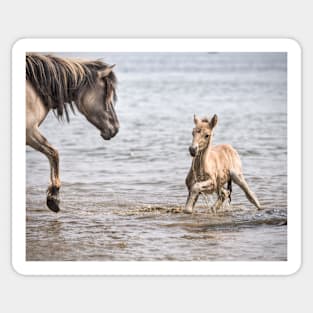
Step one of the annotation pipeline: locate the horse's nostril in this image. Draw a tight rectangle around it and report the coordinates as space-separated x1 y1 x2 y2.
111 127 118 138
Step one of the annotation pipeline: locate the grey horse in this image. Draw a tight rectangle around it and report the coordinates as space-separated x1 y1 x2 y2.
26 53 119 212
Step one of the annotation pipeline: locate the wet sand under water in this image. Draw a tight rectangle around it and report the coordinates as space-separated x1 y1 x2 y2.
26 187 287 261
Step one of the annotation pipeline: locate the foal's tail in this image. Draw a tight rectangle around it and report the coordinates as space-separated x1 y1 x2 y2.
227 179 232 202
229 170 262 210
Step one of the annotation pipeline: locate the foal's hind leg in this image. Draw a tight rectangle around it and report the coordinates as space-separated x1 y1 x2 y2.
211 187 230 213
27 128 61 212
229 170 261 210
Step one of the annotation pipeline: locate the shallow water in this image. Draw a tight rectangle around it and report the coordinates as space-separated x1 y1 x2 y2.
26 52 287 261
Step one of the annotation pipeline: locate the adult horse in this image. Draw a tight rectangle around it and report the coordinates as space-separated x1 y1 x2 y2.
26 53 119 212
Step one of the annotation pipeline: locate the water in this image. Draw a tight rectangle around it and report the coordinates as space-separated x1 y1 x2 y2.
26 52 287 261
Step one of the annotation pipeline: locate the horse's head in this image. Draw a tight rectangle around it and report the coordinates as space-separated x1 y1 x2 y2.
189 114 218 157
78 65 119 140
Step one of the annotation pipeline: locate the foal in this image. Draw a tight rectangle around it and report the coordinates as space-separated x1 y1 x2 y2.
184 114 261 213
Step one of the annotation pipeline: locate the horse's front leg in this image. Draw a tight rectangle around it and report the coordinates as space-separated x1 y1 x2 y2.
211 187 230 213
184 180 214 214
27 127 61 212
184 190 199 214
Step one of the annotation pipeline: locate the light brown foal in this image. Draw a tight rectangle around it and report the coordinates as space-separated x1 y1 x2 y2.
184 114 261 213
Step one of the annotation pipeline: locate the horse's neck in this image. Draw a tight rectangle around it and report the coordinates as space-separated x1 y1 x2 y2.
193 147 211 181
198 145 212 164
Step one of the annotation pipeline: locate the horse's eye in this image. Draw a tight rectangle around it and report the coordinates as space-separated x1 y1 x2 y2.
205 134 210 139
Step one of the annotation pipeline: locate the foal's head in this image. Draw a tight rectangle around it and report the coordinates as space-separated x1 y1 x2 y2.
189 114 218 157
79 65 119 140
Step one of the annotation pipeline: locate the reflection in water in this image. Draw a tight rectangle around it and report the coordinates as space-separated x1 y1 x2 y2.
26 52 287 261
47 219 63 235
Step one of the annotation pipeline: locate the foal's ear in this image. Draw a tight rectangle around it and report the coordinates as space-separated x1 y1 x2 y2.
210 114 218 129
98 64 116 78
194 114 201 125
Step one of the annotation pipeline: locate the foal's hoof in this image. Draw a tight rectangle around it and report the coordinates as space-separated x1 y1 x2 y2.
183 207 193 214
210 207 216 214
46 196 60 213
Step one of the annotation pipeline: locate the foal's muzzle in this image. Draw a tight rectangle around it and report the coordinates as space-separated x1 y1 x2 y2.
189 146 197 157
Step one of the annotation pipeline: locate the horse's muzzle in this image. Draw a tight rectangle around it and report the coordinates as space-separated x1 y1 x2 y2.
189 146 197 157
101 127 119 140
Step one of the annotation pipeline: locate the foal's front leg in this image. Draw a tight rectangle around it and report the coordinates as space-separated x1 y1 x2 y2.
27 127 61 212
211 187 230 213
184 180 214 213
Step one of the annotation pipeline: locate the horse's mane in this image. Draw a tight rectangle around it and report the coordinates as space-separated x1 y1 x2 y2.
26 53 117 121
201 117 210 124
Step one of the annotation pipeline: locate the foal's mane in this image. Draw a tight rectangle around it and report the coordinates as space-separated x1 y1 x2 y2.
26 53 117 121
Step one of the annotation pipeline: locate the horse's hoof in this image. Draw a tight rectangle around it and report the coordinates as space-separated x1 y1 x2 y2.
183 207 193 214
256 202 262 210
46 196 60 213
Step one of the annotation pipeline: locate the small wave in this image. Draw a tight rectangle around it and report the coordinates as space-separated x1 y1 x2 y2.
113 205 183 216
165 217 287 231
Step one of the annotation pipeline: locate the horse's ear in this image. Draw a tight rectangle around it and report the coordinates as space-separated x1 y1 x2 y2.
98 64 116 78
210 114 218 129
194 114 201 125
